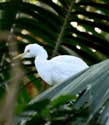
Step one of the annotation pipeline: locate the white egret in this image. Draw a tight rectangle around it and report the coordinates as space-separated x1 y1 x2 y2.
15 44 89 85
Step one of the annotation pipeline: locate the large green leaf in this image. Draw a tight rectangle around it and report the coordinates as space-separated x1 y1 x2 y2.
0 0 109 124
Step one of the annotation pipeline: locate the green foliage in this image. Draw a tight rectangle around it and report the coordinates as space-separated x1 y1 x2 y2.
50 95 76 108
16 60 109 125
25 99 50 112
0 0 109 125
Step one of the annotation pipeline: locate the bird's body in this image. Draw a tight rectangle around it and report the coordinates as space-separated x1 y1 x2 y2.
22 44 89 85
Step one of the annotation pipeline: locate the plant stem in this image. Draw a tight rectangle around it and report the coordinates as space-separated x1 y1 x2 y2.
52 0 75 56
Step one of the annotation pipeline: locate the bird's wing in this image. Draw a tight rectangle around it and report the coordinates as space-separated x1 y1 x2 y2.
49 55 88 84
50 55 88 69
50 55 88 66
50 60 84 84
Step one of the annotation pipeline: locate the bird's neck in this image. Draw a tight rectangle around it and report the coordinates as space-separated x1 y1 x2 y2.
34 48 48 68
34 54 49 83
35 47 48 60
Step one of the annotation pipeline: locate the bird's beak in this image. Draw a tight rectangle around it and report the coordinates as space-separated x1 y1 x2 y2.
13 52 27 60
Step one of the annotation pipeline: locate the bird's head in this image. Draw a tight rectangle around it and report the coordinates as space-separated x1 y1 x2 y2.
23 44 40 58
13 44 48 60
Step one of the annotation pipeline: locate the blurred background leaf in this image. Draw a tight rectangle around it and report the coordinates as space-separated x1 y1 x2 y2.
0 0 109 125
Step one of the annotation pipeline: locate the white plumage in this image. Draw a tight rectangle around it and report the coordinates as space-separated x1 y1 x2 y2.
20 44 89 85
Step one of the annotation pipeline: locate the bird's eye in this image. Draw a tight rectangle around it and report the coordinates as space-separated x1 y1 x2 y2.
27 49 30 53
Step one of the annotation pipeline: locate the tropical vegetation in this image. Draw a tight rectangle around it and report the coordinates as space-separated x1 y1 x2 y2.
0 0 109 125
